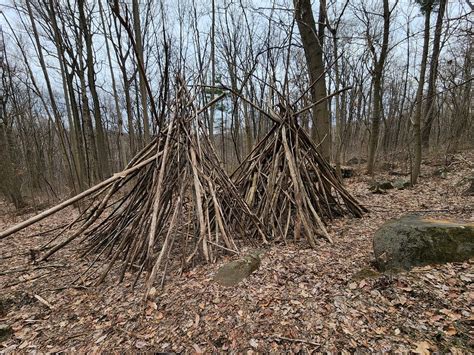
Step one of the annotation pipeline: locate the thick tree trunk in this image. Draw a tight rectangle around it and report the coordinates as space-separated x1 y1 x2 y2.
77 51 99 184
132 0 150 143
367 77 382 174
332 32 342 178
294 0 331 161
210 0 216 142
366 0 390 175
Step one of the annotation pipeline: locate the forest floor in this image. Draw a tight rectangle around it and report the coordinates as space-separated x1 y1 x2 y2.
0 151 473 353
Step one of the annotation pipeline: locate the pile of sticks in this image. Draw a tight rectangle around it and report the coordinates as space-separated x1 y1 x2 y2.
232 106 366 247
0 82 265 292
1 86 367 292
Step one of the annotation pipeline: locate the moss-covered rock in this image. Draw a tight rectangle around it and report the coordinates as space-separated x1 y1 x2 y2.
393 179 411 190
463 175 474 196
213 250 262 287
0 324 12 342
0 297 12 317
369 180 394 194
373 215 474 271
347 157 366 165
351 268 381 281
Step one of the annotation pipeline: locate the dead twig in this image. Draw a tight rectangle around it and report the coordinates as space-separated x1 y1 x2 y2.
271 335 320 347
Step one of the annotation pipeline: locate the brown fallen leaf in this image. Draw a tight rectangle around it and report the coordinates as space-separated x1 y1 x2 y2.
249 338 258 349
192 343 203 353
445 325 457 336
135 341 147 349
413 341 431 354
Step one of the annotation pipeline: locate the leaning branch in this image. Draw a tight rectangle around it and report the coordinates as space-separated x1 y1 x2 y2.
0 154 158 240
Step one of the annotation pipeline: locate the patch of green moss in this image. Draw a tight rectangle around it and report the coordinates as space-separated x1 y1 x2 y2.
352 268 381 281
0 324 12 342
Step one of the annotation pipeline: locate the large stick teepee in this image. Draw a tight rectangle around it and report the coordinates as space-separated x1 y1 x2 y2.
0 81 265 292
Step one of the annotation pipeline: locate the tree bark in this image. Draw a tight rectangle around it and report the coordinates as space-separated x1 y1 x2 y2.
210 0 216 142
24 0 76 192
47 0 87 192
78 0 110 179
132 0 150 144
294 0 331 161
421 0 447 148
412 6 432 185
99 0 127 169
366 0 390 175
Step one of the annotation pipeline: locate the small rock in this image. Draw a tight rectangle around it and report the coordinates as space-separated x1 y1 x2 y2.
0 324 12 341
330 165 354 178
347 157 367 165
369 180 394 193
341 166 354 178
433 168 449 178
381 162 397 171
463 175 474 196
0 297 13 317
214 250 263 286
352 268 380 281
393 179 410 190
377 181 394 189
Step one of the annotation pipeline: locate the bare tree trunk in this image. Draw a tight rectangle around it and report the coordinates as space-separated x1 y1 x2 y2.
366 0 390 174
210 0 216 142
78 0 110 179
421 0 447 148
24 0 76 192
47 0 87 192
99 0 127 169
77 48 99 184
332 32 342 177
394 20 411 151
132 0 150 143
412 6 432 185
242 100 253 155
112 16 136 155
134 74 143 146
124 74 136 155
294 0 331 161
0 43 25 208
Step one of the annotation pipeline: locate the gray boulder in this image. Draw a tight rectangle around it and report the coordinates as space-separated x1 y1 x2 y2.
373 215 474 271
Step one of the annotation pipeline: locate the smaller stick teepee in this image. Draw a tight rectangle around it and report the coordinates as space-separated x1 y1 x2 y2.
232 104 366 247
